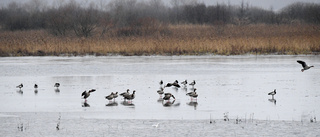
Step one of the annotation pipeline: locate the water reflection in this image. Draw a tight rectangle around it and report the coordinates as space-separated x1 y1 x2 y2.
121 101 135 106
106 101 118 106
162 100 180 107
55 88 60 93
181 87 187 92
187 101 198 110
34 89 38 94
16 90 23 95
82 102 90 107
157 97 164 103
268 99 277 105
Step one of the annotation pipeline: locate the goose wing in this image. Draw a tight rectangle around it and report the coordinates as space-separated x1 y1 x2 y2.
81 91 86 97
297 60 307 68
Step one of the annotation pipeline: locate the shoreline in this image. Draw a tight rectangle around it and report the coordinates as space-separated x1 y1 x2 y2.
1 112 319 137
1 52 320 57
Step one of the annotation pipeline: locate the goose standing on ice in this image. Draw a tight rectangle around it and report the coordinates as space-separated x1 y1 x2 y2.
186 88 198 101
81 89 96 101
105 92 114 101
157 87 164 96
297 60 314 72
120 89 130 97
159 80 163 87
181 80 188 87
268 89 276 99
54 83 60 88
34 84 38 94
113 92 118 101
189 80 196 87
124 90 136 103
34 84 38 89
16 83 23 89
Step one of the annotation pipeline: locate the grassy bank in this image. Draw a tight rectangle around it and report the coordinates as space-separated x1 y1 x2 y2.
0 24 319 56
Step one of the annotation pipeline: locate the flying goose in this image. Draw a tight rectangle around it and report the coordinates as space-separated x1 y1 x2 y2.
81 89 96 101
297 60 314 72
16 83 23 89
268 89 276 99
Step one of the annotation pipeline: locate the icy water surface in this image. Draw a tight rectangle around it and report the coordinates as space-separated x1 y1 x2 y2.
0 55 319 121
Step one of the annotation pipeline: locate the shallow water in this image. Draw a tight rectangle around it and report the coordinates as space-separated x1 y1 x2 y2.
0 55 319 121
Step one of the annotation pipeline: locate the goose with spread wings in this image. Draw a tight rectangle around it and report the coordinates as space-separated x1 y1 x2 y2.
297 60 314 72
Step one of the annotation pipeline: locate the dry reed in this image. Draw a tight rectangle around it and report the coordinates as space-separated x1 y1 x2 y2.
0 24 319 56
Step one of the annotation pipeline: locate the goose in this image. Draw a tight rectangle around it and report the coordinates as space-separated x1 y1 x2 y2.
163 93 175 101
113 92 118 101
159 80 163 86
124 90 136 102
268 89 276 99
34 84 38 89
297 60 314 72
54 83 60 88
120 89 130 97
165 83 173 87
186 88 198 101
157 87 164 96
181 80 188 86
16 83 23 89
165 80 180 88
105 92 114 101
186 88 197 96
172 82 180 88
81 89 96 101
189 80 196 87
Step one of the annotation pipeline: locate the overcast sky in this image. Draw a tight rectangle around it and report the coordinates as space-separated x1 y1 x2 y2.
0 0 319 11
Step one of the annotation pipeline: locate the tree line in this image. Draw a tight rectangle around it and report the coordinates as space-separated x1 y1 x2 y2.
0 0 319 37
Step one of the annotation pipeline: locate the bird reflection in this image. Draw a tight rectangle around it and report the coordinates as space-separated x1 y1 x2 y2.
121 100 135 106
181 87 187 92
187 101 198 110
82 101 90 107
157 97 164 103
16 90 23 94
55 88 60 93
106 101 118 106
268 99 276 105
162 100 180 107
34 89 38 94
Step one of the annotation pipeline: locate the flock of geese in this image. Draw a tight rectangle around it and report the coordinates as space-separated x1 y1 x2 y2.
15 60 314 106
99 79 197 106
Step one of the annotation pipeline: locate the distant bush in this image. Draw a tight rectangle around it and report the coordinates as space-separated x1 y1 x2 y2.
116 17 171 37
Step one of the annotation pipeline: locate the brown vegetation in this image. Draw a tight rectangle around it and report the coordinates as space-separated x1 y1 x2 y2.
0 24 319 56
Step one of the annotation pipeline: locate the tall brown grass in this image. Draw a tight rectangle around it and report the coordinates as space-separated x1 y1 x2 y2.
0 24 319 56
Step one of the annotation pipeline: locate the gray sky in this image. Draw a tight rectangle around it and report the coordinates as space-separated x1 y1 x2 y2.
0 0 319 11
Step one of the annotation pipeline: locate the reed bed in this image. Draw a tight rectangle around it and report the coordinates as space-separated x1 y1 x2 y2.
0 24 319 56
